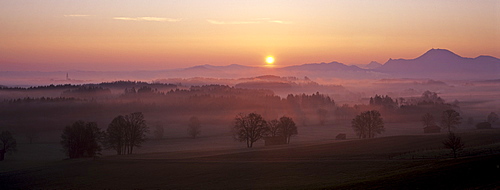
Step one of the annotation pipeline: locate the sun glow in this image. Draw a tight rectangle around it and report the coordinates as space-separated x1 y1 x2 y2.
266 56 275 64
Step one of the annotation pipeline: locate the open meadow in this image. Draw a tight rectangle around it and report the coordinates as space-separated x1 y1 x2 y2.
1 129 499 189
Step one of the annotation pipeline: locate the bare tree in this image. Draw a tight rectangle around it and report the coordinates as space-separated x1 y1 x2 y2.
105 112 148 155
233 113 267 148
279 116 298 144
441 109 462 132
351 110 385 139
421 113 435 128
0 131 17 161
187 116 201 139
106 115 128 155
443 132 465 159
61 121 103 159
123 112 148 154
266 119 281 137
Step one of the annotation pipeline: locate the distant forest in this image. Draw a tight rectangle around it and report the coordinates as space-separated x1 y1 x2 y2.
0 81 457 140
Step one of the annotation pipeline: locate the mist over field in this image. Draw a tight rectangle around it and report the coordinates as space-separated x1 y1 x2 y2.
0 48 499 189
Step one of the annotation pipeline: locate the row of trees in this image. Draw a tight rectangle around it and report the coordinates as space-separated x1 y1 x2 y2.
60 112 148 158
233 113 298 148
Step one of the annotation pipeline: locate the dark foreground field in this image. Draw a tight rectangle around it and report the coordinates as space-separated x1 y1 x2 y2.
1 130 500 189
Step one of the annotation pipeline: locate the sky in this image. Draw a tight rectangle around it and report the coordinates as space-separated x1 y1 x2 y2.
1 0 499 71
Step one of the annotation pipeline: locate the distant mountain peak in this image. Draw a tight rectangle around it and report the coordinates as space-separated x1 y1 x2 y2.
364 61 382 69
416 48 461 60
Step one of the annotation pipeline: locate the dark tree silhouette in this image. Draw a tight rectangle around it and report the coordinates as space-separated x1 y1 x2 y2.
123 112 148 154
443 132 465 159
421 113 435 128
0 131 17 161
106 115 128 155
487 112 498 124
351 110 385 139
187 116 201 139
278 116 298 144
233 113 267 148
105 112 148 155
61 121 103 159
440 109 461 132
266 119 281 137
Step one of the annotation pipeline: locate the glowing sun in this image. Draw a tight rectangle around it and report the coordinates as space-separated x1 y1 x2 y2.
266 56 275 64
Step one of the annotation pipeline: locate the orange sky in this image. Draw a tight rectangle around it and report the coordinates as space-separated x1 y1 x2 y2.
1 0 499 71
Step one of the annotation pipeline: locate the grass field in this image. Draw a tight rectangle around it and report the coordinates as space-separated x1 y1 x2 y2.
1 129 500 189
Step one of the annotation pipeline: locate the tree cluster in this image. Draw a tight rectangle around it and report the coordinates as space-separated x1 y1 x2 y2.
106 112 149 155
370 95 397 108
60 112 149 158
61 121 103 159
233 113 297 148
351 110 385 139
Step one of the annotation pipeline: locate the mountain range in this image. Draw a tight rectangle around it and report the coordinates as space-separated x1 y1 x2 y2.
1 48 498 86
375 48 500 79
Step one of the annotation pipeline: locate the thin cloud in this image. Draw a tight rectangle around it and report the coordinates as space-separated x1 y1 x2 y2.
64 14 92 17
113 17 181 22
207 19 259 25
207 18 292 25
269 20 293 24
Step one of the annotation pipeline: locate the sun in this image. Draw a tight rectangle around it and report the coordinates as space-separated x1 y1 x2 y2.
266 56 275 64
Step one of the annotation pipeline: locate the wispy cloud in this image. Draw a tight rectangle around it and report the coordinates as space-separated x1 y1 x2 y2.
64 14 92 17
207 19 259 25
207 18 292 25
269 20 293 24
113 17 181 22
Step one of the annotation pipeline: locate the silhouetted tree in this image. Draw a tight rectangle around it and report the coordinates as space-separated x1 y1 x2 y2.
123 112 148 154
443 132 464 159
351 110 385 139
233 113 267 148
187 116 201 139
421 113 435 128
61 121 103 159
0 131 17 161
317 108 328 126
441 109 462 132
278 116 298 144
487 112 498 124
105 112 148 155
266 119 281 137
106 115 128 155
